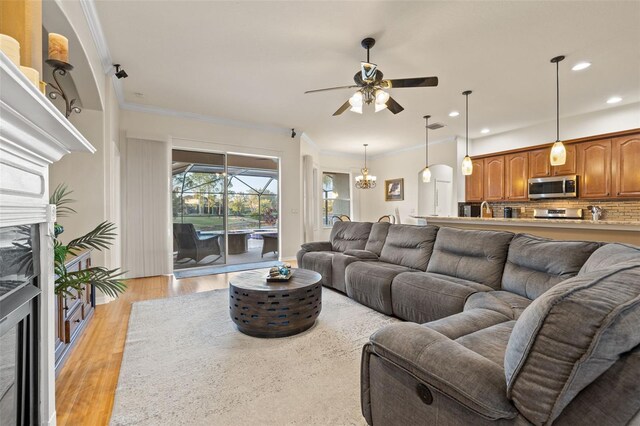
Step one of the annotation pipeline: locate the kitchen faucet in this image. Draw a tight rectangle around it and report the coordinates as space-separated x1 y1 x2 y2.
480 201 491 218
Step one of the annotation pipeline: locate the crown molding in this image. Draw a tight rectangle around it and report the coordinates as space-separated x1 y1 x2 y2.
79 0 112 74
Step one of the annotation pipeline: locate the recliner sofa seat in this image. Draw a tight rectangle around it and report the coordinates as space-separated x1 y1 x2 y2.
297 222 640 425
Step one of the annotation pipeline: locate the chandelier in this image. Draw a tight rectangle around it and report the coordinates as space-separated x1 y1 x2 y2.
355 144 377 189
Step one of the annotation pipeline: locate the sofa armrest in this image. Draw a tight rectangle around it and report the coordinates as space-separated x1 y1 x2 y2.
300 241 333 252
343 249 379 260
363 323 517 422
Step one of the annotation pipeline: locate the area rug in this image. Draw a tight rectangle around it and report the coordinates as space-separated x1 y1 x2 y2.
110 287 399 425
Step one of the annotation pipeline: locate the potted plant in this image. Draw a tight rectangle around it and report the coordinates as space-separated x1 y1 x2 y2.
50 184 126 298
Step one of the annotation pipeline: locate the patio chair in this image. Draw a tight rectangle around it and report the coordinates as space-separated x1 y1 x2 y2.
173 223 222 263
261 233 278 258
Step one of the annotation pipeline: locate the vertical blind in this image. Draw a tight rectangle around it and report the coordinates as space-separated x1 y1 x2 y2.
121 138 172 278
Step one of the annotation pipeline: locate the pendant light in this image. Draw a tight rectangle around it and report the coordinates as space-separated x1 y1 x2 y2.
550 55 567 166
421 115 432 182
355 144 377 189
461 90 473 176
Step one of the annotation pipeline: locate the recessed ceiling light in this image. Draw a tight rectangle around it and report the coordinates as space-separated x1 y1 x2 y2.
606 96 622 104
448 111 459 117
572 62 591 71
480 128 490 134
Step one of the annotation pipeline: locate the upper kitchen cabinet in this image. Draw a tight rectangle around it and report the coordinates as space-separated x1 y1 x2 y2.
577 139 612 198
552 143 577 176
505 152 529 200
529 145 576 178
612 135 640 197
483 155 505 201
529 148 551 178
465 159 484 202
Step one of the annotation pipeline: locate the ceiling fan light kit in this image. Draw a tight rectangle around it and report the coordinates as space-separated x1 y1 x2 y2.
461 90 473 176
305 37 438 116
550 55 567 166
355 144 377 189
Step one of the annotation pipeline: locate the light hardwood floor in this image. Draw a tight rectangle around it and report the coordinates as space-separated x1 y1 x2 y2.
55 268 278 425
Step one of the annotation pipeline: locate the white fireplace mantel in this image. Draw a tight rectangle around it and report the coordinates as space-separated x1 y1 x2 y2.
0 51 95 425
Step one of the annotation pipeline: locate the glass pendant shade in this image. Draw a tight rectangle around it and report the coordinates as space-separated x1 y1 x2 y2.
461 155 473 176
349 91 363 113
374 89 389 112
550 141 567 166
421 166 431 183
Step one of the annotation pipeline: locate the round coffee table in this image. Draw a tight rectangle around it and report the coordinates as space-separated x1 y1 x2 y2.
229 268 322 338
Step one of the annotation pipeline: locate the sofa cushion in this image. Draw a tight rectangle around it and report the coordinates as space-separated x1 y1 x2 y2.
330 221 372 252
580 242 640 274
502 234 600 299
345 261 414 315
455 321 516 367
504 262 640 425
364 222 391 255
379 225 438 271
425 308 512 340
427 227 513 289
391 272 493 324
330 252 367 294
300 251 335 287
464 291 532 320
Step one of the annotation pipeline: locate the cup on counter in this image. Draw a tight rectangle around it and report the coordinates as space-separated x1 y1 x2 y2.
504 207 513 218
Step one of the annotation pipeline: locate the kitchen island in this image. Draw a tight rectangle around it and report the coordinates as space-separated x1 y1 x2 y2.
411 216 640 245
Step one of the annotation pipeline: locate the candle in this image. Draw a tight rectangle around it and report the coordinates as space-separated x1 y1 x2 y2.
48 33 69 62
20 66 40 88
0 34 20 66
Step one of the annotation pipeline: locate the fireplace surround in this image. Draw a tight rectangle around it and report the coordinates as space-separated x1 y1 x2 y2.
1 52 95 424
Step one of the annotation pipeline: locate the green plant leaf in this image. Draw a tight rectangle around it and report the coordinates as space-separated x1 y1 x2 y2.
49 184 76 218
66 221 117 254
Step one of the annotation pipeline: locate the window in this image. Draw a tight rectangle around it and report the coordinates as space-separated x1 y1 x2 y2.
322 172 351 226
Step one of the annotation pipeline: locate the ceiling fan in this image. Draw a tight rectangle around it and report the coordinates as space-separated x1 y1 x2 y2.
305 37 439 116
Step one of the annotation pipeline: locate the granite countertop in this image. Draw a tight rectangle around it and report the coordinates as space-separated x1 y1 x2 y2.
410 215 640 231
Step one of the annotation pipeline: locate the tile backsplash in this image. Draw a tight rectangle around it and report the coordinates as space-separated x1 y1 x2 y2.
487 199 640 221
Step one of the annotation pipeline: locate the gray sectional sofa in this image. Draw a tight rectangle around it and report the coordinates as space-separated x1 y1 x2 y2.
297 222 640 425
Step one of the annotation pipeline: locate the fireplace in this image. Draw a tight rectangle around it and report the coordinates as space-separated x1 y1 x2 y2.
0 225 40 424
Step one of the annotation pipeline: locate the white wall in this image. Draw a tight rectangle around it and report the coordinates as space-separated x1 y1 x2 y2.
120 109 302 260
471 102 640 155
359 137 460 224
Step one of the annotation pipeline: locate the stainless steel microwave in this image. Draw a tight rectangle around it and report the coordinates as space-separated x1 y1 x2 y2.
528 175 579 199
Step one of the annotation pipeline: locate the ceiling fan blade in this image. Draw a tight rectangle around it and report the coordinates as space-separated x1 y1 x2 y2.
383 76 439 88
305 85 359 94
333 100 351 116
386 97 404 114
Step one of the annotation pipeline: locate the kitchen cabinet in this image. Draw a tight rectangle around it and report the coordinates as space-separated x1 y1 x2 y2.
505 152 529 200
483 155 505 201
529 145 576 178
465 159 484 202
529 148 551 178
612 135 640 197
552 144 577 176
577 139 612 199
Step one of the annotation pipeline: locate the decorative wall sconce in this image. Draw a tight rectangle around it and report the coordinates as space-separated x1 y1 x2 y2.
45 59 81 119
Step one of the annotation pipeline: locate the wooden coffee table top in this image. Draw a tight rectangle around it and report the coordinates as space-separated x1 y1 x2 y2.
229 268 321 292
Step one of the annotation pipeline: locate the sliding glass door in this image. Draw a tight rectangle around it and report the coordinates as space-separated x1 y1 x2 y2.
171 150 279 271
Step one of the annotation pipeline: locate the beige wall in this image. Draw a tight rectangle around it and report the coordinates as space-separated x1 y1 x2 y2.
120 109 302 260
